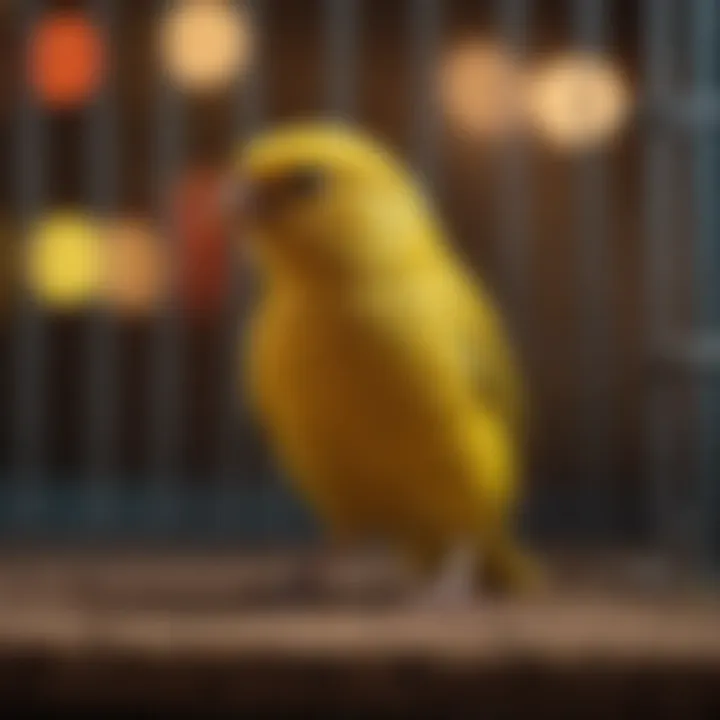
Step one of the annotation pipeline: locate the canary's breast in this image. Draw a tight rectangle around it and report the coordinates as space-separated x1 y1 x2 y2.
246 286 514 537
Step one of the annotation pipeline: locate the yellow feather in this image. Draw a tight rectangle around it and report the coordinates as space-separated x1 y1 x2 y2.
239 121 539 593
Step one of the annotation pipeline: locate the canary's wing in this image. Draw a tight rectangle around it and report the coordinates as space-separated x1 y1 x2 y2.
453 271 525 434
357 186 524 432
242 298 276 425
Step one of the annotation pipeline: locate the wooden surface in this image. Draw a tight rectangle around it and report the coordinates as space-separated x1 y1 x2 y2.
0 552 718 715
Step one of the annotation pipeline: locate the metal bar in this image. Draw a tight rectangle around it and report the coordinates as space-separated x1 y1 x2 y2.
240 0 264 137
146 0 185 534
326 0 357 118
655 335 720 372
84 0 118 533
572 0 613 538
645 94 720 130
496 0 530 342
690 0 720 571
643 0 677 559
241 0 274 545
11 0 46 533
410 0 441 189
215 0 266 538
495 0 533 537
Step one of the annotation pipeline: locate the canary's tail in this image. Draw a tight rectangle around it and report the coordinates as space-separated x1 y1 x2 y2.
479 541 547 597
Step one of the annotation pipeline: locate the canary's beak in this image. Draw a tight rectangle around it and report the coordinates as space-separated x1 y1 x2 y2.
218 171 257 236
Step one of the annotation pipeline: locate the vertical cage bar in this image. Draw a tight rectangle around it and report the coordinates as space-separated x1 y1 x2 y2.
572 0 612 538
643 0 677 557
690 0 720 570
496 0 531 340
496 0 532 536
241 0 264 137
216 0 265 538
11 0 46 532
326 0 357 118
146 0 185 534
410 0 441 189
84 0 118 533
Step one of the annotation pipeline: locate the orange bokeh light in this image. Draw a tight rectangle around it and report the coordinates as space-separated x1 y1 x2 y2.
440 40 528 143
104 217 168 317
29 11 105 109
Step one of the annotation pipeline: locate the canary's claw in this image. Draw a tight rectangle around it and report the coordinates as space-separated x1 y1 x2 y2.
482 549 548 597
411 544 478 611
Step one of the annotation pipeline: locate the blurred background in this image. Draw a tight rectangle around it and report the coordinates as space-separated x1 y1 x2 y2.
2 0 720 714
0 0 704 559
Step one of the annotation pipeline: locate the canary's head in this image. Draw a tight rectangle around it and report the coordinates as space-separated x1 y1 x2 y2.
228 120 440 287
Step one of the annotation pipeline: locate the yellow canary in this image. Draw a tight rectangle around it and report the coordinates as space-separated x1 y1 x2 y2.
236 121 540 599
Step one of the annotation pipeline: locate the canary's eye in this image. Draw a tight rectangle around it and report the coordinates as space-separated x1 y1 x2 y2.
242 167 329 222
249 167 327 220
282 166 327 199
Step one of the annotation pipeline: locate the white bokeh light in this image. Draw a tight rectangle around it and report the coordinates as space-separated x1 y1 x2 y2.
528 52 633 151
160 0 253 94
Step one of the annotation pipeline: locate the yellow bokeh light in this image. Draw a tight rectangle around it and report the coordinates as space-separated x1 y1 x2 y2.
25 211 103 310
103 217 167 317
440 40 527 143
160 0 253 94
527 52 633 151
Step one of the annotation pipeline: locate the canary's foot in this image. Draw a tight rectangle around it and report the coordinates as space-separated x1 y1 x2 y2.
482 547 547 597
412 544 478 611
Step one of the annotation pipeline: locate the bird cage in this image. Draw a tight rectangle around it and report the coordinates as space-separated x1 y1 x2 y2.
0 0 717 577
